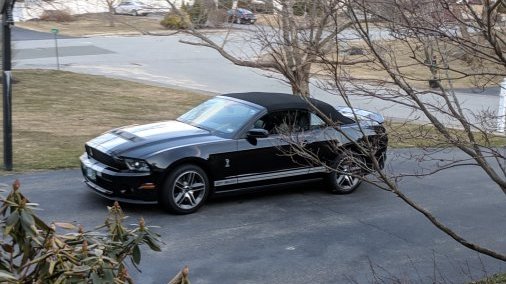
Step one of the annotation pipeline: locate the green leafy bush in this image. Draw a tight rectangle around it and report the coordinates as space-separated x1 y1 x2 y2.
161 11 191 29
292 1 307 16
0 180 164 283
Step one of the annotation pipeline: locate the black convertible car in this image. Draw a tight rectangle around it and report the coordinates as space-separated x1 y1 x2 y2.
81 92 387 214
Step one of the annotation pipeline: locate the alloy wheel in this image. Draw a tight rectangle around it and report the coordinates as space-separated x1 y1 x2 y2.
335 158 361 191
171 170 206 210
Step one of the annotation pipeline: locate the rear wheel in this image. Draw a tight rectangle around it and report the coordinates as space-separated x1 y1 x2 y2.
326 153 364 194
159 164 209 214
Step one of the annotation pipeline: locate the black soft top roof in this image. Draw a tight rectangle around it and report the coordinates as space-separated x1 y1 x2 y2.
222 92 354 124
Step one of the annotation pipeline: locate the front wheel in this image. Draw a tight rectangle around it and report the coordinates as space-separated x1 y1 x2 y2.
326 153 364 194
159 164 210 214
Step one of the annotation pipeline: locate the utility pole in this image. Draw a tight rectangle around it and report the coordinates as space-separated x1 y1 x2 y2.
2 0 14 171
51 28 60 70
498 78 506 133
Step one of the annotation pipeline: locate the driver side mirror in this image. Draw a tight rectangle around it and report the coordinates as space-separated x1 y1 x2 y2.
247 128 269 139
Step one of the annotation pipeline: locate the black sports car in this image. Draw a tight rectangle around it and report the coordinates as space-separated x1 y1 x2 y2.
81 92 388 214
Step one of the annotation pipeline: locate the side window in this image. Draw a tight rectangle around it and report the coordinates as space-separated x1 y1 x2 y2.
253 110 311 134
253 111 288 134
309 112 327 130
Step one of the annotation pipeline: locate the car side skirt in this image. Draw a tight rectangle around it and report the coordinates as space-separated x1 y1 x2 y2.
213 166 328 187
213 177 324 195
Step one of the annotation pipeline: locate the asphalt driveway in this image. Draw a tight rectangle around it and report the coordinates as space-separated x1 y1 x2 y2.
1 148 505 283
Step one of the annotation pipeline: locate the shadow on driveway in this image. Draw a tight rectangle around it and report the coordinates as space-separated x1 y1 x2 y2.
12 26 76 41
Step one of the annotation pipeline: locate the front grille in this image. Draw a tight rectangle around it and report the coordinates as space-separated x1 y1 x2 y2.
85 145 126 170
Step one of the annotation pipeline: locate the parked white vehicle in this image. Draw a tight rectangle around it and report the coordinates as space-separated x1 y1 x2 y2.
114 0 168 16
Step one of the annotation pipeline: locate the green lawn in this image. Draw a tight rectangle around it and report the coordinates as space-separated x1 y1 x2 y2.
0 70 208 172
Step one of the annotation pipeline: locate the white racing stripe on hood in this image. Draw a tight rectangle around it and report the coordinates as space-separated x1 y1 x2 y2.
120 121 197 139
88 121 205 154
90 132 127 152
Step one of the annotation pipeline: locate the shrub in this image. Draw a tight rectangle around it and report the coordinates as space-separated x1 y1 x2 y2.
292 1 307 16
292 1 324 17
347 46 366 56
187 0 208 27
0 180 166 283
39 10 75 22
161 11 191 29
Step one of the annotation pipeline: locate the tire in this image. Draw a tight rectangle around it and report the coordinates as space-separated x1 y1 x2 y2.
326 153 365 194
159 164 210 214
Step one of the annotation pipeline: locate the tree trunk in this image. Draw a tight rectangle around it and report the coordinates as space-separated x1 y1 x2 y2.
290 62 311 97
108 6 115 27
290 74 310 97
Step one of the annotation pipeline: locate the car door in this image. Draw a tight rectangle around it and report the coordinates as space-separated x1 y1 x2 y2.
303 111 342 166
230 109 314 188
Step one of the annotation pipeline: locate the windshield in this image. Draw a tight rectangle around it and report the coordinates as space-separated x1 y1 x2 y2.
178 97 262 136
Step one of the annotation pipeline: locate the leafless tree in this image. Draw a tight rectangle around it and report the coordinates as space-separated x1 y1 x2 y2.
163 0 506 262
103 0 121 26
277 0 506 261
166 0 372 96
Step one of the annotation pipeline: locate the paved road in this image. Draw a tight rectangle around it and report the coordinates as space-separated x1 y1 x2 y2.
10 31 502 126
1 149 505 283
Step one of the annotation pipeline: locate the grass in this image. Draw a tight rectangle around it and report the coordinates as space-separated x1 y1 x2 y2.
384 121 506 149
471 273 506 284
0 70 208 173
320 38 503 90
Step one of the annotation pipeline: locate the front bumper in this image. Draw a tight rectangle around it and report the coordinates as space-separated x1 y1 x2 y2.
241 17 256 23
80 154 159 204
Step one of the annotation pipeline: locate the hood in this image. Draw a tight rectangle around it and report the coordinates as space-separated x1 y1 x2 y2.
86 120 223 158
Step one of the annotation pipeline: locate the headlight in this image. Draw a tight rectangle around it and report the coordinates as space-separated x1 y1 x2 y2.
124 158 150 172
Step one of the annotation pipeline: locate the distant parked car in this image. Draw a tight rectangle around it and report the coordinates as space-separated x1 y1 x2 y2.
114 1 159 16
227 8 257 24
